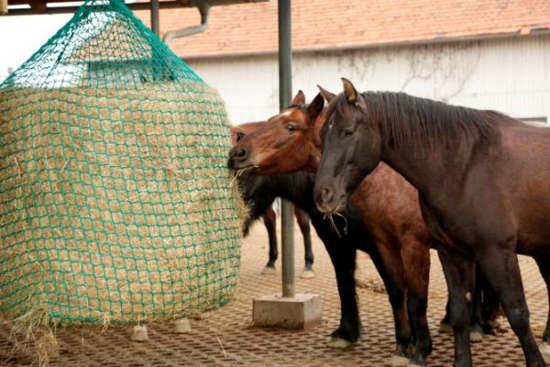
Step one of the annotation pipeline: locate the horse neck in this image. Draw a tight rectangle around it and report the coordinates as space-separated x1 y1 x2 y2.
271 172 316 210
365 92 504 199
241 173 314 221
379 124 481 201
381 148 443 197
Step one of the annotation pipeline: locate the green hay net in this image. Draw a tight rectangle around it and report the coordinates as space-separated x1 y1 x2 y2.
0 0 243 325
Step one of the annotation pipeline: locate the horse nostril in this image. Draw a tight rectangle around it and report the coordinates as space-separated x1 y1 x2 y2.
235 147 247 159
321 187 333 203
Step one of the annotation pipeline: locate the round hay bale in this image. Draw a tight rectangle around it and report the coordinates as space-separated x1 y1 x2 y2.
0 0 243 329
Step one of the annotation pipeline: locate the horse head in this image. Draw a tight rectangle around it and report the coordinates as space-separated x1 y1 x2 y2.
228 90 325 174
314 78 383 214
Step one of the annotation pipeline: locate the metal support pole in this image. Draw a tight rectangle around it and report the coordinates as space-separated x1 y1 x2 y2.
150 0 160 37
278 0 295 298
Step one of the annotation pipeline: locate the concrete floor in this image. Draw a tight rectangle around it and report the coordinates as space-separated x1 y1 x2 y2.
1 220 547 366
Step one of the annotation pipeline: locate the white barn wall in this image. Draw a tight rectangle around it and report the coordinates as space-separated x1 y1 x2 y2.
185 35 550 125
186 55 279 124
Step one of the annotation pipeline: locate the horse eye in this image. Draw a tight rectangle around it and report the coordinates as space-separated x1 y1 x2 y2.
286 124 296 132
344 129 354 136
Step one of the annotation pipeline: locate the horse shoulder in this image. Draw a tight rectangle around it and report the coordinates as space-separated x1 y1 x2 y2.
351 162 427 239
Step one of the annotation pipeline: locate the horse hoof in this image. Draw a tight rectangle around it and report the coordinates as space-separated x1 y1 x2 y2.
438 321 453 334
261 266 276 275
540 342 550 364
390 354 410 367
470 330 483 343
327 337 353 349
301 269 315 279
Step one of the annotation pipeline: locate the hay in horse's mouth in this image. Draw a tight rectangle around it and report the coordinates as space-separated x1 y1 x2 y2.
230 165 259 187
324 212 348 239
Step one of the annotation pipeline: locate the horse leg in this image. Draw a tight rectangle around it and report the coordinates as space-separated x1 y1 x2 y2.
261 206 278 274
441 264 489 341
323 240 360 347
400 237 432 366
535 257 550 364
468 265 484 343
437 247 475 367
439 297 453 333
372 239 412 366
477 266 502 335
295 207 314 278
476 248 545 367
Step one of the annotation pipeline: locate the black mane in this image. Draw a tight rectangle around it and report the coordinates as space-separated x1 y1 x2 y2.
335 91 508 152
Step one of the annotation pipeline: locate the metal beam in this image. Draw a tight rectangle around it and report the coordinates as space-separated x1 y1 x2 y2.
278 0 295 299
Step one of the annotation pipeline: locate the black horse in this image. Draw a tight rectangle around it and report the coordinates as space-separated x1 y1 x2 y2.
240 169 405 354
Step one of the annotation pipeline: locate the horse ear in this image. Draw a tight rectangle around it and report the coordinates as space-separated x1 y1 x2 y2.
341 77 358 103
307 93 324 124
292 90 306 105
236 131 245 142
317 85 336 103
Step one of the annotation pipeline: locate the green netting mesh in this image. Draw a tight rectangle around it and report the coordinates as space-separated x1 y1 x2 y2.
0 0 243 325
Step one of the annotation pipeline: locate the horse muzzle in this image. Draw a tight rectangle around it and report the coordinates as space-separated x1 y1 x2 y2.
228 146 250 169
313 182 347 214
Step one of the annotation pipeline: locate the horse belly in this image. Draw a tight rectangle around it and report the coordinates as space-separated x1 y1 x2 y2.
517 223 550 256
516 196 550 256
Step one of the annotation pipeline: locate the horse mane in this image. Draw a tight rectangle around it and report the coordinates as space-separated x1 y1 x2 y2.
346 91 506 153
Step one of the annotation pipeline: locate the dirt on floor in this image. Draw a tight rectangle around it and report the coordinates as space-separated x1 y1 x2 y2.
1 220 547 367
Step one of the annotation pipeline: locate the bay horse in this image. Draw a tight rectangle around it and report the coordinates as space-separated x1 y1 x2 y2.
228 92 501 366
313 78 550 367
232 122 314 278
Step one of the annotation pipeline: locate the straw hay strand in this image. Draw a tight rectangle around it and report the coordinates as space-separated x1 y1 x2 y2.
8 307 59 367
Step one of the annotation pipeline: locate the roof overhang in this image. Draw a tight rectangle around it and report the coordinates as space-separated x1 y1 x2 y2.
1 0 267 16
